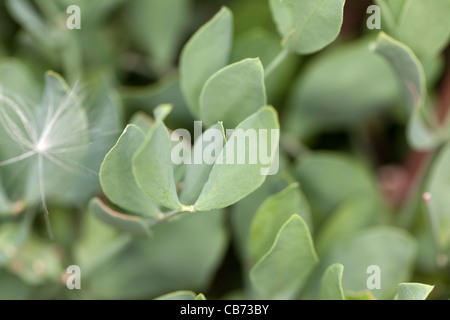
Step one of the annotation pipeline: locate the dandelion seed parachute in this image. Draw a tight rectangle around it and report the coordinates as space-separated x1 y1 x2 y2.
0 72 90 237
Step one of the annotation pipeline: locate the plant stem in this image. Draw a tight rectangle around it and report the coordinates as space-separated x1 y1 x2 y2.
398 57 450 229
264 48 290 79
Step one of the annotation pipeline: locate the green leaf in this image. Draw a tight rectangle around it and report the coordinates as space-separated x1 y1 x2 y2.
346 291 376 300
320 263 345 300
231 173 292 263
155 290 197 300
180 7 233 117
194 106 280 211
284 37 399 138
295 152 377 224
373 32 441 150
316 196 389 255
7 234 63 285
5 0 54 49
180 123 224 205
195 293 207 300
425 142 450 250
127 0 190 74
130 112 153 133
376 0 450 59
394 283 434 300
133 106 182 210
231 28 300 102
323 226 417 299
100 124 160 217
85 211 227 299
248 183 312 263
88 198 152 236
250 215 318 299
269 0 345 54
200 58 266 128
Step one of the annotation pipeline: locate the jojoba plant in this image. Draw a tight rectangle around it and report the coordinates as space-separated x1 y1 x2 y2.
0 0 449 301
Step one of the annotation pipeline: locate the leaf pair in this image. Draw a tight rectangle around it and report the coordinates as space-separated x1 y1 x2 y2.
96 104 280 233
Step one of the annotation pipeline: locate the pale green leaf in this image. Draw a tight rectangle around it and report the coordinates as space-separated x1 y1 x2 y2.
133 107 181 210
128 0 191 74
295 152 377 223
200 58 266 128
250 215 318 299
195 293 207 300
394 283 434 300
100 125 160 217
248 183 312 263
323 226 417 299
88 198 152 236
373 32 442 150
180 7 233 117
284 37 399 138
194 106 280 211
180 123 224 205
269 0 345 54
320 263 345 300
155 290 197 300
376 0 450 58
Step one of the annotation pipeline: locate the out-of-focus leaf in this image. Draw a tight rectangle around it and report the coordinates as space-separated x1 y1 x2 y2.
6 234 63 285
200 58 266 128
180 7 233 117
86 211 227 299
322 226 417 299
376 0 450 59
425 142 450 250
155 290 197 300
394 282 434 300
0 272 31 300
88 198 152 236
250 215 318 299
128 0 190 74
373 32 442 150
320 263 345 300
248 183 312 263
231 28 300 103
284 37 399 138
269 0 345 54
316 196 389 255
295 152 377 224
231 173 291 263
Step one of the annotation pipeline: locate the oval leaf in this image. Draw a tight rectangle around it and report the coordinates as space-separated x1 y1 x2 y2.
250 215 319 299
394 282 434 300
194 106 280 211
269 0 345 54
248 183 312 263
133 108 181 210
200 58 266 128
180 7 233 117
100 125 160 217
320 263 345 300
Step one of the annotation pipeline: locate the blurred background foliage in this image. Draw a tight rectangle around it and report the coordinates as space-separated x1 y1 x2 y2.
0 0 449 299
